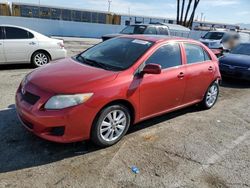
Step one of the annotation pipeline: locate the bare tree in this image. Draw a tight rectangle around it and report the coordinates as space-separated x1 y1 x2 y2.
188 0 200 28
177 0 180 24
176 0 201 28
180 0 185 25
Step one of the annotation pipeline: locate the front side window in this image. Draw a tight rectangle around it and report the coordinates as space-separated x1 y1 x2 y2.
76 38 154 71
5 27 33 39
184 43 210 64
144 27 157 34
120 25 147 34
158 27 169 35
145 43 182 69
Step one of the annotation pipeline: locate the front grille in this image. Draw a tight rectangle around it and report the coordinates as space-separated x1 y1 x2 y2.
21 91 40 105
202 42 209 47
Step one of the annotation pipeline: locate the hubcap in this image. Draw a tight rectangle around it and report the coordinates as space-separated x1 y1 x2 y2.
206 85 218 107
34 53 48 66
100 110 127 142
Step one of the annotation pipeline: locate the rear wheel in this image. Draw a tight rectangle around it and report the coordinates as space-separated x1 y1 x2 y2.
91 105 131 147
31 51 50 67
201 82 219 109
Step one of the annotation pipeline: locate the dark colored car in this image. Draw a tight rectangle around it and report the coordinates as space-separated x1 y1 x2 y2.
16 35 221 147
102 24 170 41
219 43 250 81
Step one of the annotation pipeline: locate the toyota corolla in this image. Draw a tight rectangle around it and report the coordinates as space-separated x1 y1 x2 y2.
16 35 221 147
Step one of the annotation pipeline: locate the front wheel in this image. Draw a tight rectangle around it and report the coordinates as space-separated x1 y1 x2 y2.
201 82 219 109
91 105 131 147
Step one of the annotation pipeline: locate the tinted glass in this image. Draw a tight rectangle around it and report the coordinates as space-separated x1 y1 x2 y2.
0 27 3 39
204 32 225 40
72 10 81 22
62 9 71 21
5 27 31 39
158 27 169 35
231 44 250 56
82 11 91 22
146 43 182 69
40 7 51 19
98 13 106 24
121 25 147 34
184 43 208 64
92 12 98 23
144 27 157 34
20 5 39 18
76 38 154 70
51 8 61 20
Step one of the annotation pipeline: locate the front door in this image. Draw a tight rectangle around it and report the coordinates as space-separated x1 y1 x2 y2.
3 26 38 63
139 43 186 119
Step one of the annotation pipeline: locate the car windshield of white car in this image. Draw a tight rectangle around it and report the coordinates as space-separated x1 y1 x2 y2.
204 32 224 40
76 37 154 71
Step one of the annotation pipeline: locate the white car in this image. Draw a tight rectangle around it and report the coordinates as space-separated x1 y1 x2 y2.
0 25 67 67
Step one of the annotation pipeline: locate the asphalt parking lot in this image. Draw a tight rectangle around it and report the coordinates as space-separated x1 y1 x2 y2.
0 38 250 188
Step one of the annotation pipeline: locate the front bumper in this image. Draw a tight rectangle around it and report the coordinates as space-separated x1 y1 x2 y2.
219 65 250 81
15 82 97 143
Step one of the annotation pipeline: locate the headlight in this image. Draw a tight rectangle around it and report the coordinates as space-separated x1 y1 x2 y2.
44 93 93 110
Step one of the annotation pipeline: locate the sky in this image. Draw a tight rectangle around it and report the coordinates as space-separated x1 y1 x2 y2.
2 0 250 25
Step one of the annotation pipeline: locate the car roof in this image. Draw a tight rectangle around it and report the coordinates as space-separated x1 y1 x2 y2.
120 34 195 43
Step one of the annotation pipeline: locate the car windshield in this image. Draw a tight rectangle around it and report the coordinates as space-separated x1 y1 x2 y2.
203 32 225 40
120 25 147 34
230 44 250 56
76 37 154 71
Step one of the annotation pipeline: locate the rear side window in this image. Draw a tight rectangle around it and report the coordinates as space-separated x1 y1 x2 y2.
0 27 3 39
145 43 182 69
5 27 34 39
184 43 211 64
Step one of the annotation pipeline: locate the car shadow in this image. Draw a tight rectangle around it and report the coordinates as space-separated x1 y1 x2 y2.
220 77 250 89
0 64 33 70
0 104 199 173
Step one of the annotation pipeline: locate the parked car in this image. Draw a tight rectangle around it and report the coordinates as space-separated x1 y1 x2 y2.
199 31 240 55
0 25 67 67
219 43 250 81
102 24 170 41
16 35 221 147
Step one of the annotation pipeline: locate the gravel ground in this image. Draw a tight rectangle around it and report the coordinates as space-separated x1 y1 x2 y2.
0 38 249 188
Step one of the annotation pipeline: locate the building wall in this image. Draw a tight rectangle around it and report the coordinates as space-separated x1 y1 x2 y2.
0 16 208 40
0 16 124 38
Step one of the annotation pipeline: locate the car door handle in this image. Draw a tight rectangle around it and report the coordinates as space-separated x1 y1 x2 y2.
177 72 185 79
208 66 214 71
29 42 36 45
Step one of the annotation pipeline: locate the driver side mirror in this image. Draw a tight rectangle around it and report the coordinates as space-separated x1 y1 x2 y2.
141 64 162 75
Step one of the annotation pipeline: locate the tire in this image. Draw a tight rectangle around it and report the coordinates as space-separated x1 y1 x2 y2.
91 105 131 147
201 81 219 109
31 51 50 67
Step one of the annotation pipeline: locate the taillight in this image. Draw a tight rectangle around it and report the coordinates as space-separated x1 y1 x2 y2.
57 42 64 49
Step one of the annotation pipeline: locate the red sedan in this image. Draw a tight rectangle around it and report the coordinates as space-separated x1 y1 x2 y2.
16 35 221 147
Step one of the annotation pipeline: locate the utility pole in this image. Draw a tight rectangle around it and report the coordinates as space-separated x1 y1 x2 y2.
200 12 204 22
108 0 112 12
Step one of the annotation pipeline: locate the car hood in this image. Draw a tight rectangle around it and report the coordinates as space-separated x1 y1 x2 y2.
27 58 119 94
219 53 250 67
200 38 221 43
102 33 123 38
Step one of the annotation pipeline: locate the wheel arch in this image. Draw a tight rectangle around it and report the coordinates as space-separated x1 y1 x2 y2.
30 49 52 63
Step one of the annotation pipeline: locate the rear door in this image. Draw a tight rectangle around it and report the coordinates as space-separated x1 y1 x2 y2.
182 43 215 104
0 27 5 63
3 26 38 63
139 42 186 119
